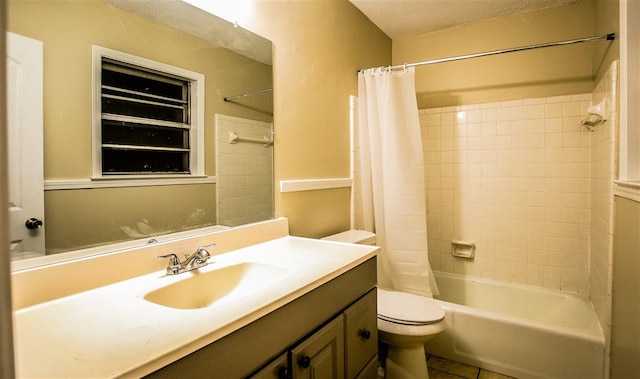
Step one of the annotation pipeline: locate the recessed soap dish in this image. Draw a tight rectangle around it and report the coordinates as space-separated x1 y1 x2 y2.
452 240 475 259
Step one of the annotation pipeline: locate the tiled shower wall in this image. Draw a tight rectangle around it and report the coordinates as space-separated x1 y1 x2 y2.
215 114 274 227
420 94 594 293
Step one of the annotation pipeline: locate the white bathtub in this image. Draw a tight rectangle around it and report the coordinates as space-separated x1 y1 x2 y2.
426 271 605 379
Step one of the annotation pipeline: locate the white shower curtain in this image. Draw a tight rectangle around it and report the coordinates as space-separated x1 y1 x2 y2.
357 67 438 297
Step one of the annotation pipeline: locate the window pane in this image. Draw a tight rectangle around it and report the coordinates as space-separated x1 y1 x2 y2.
102 96 186 123
102 149 189 174
102 65 186 101
102 120 188 149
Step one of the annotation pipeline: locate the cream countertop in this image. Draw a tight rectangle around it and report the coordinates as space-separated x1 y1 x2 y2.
13 236 377 378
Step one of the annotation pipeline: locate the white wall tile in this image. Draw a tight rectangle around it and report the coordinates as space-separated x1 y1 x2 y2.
215 115 274 227
403 65 616 314
421 92 595 293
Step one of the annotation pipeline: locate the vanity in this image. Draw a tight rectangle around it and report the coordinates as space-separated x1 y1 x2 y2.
12 219 378 378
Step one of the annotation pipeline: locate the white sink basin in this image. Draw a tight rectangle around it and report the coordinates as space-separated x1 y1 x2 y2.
144 262 289 309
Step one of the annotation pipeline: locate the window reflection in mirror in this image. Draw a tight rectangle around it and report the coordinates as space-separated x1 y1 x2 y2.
7 0 274 266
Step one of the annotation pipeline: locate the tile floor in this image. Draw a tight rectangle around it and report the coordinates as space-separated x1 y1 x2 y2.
426 354 516 379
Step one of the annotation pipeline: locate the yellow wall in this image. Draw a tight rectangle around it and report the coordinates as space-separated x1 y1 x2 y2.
611 196 640 378
8 0 273 252
44 185 217 253
594 0 620 84
239 0 391 238
393 2 602 108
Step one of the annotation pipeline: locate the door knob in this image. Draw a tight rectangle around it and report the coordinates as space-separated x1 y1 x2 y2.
25 218 43 230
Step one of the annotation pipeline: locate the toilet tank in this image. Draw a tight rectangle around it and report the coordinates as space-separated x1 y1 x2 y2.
321 230 376 246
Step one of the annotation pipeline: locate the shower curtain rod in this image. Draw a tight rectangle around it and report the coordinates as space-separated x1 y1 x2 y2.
224 88 273 102
359 33 615 72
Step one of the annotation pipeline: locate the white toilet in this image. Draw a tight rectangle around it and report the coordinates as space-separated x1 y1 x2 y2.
322 230 446 379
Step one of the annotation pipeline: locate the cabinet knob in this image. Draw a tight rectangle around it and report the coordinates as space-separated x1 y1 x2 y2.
298 355 311 369
278 366 292 379
359 329 371 340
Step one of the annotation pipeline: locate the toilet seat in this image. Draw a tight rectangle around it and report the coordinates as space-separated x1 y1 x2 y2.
377 288 445 326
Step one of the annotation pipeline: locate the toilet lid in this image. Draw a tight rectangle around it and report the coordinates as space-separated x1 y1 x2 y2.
377 288 445 325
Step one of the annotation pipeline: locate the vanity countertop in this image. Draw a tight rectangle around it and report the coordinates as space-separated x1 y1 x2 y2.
13 236 377 378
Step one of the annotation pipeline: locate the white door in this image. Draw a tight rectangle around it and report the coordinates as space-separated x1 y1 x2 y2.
7 32 45 259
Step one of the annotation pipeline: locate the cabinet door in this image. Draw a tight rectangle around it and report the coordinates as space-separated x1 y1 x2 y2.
250 353 289 379
355 356 379 379
344 289 377 378
291 315 345 379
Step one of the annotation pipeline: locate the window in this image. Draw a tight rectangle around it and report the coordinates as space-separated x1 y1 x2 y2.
92 46 205 179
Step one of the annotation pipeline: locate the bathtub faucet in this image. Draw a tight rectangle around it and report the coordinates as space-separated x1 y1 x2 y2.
158 243 215 275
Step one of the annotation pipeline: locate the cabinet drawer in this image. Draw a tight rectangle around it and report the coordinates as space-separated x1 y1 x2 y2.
344 289 377 378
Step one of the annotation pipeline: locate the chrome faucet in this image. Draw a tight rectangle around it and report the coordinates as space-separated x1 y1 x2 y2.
158 243 215 275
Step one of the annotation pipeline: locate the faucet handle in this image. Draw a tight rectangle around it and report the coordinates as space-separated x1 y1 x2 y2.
158 254 181 274
196 243 215 261
197 242 216 253
158 253 180 265
191 243 215 265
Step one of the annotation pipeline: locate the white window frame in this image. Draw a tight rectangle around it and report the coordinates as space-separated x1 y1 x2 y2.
91 45 205 181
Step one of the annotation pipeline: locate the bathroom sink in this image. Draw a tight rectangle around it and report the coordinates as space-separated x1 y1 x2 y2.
144 262 288 309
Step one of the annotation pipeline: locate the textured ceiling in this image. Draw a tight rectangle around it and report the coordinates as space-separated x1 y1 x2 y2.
349 0 578 39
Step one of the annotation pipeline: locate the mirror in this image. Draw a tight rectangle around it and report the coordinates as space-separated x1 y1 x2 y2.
7 0 274 267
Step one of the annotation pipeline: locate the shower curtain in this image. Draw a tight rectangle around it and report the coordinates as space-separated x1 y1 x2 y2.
357 67 438 297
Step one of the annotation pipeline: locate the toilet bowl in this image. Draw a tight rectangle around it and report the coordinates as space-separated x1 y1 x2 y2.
377 288 445 379
322 230 446 379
